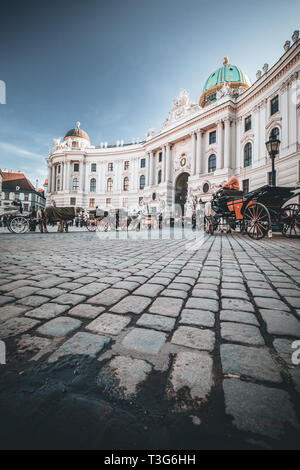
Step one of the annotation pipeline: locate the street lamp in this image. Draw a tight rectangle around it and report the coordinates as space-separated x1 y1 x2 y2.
265 136 280 186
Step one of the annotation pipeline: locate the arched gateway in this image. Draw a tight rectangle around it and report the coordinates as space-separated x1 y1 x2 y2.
174 172 190 216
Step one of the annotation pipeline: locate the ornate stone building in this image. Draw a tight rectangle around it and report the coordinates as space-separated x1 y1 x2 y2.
46 31 300 213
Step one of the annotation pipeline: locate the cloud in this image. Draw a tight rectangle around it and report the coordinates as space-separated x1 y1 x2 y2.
0 141 42 160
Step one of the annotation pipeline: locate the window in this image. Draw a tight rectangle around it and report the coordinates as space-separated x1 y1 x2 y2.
203 183 209 193
24 195 29 201
209 130 216 145
139 197 143 205
56 179 60 191
89 198 95 208
72 178 79 190
123 177 129 191
74 163 79 172
271 95 279 115
140 175 146 189
24 204 29 212
106 198 111 207
90 178 96 192
5 192 9 200
270 127 280 140
58 165 61 174
245 115 251 132
242 179 249 193
108 162 113 171
72 141 78 149
123 198 128 208
158 152 162 162
91 163 97 172
124 161 129 170
158 169 162 184
208 154 216 173
107 178 113 192
244 142 252 167
268 171 276 186
140 158 146 168
70 197 76 205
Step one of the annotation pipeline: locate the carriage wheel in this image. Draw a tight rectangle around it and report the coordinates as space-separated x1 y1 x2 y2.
9 216 30 234
86 219 96 232
280 204 300 238
243 202 271 240
96 219 109 232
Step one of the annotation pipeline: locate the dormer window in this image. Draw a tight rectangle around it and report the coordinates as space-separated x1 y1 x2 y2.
72 141 78 149
74 163 79 172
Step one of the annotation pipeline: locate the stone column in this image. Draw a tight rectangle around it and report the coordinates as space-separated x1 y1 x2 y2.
217 121 224 169
190 132 196 175
82 160 86 192
253 107 259 163
162 146 166 182
79 160 84 191
223 118 231 169
66 160 70 191
235 117 242 169
165 143 171 183
48 164 52 194
196 130 202 174
51 165 55 193
289 73 298 153
280 84 289 150
149 151 154 186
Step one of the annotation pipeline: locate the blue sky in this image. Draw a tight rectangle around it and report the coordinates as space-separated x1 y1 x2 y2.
0 0 299 187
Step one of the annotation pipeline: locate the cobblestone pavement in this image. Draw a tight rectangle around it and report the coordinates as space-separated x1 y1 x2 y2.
0 230 300 449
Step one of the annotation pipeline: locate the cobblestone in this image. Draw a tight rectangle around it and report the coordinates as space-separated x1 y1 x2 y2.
87 313 131 335
37 316 82 337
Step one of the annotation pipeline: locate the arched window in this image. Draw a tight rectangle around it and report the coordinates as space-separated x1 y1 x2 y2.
123 177 129 191
107 178 113 192
72 178 79 190
270 127 280 141
90 178 96 192
56 179 60 191
140 175 145 189
208 154 216 173
158 169 162 184
244 142 252 167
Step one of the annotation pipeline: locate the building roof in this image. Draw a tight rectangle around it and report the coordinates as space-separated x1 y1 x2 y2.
64 121 90 142
2 171 35 191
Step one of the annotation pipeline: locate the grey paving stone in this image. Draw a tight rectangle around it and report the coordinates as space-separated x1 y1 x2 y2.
195 282 218 291
17 334 52 356
88 288 128 306
221 298 254 313
185 298 218 312
122 328 166 354
48 332 110 362
180 309 215 327
74 276 99 285
260 310 300 337
58 282 83 290
10 286 40 299
100 355 152 397
125 276 148 284
243 273 266 281
112 281 140 291
192 289 219 300
37 288 68 299
220 310 259 326
110 295 151 314
249 288 280 299
168 351 213 404
223 379 299 439
277 288 300 298
222 282 246 291
221 322 264 345
285 297 300 309
38 278 70 289
174 276 196 286
0 317 40 339
134 283 164 297
72 282 109 296
68 304 105 319
171 326 215 352
98 276 123 284
221 289 249 300
254 297 290 311
149 297 183 317
87 313 131 335
137 313 175 331
167 282 191 292
0 304 29 322
16 295 50 307
25 302 70 320
52 293 86 306
37 316 82 337
221 344 282 383
160 289 188 300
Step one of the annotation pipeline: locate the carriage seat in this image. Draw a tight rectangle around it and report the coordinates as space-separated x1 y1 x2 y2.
222 188 244 199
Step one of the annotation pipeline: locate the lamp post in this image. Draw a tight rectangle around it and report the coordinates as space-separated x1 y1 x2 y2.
265 136 280 186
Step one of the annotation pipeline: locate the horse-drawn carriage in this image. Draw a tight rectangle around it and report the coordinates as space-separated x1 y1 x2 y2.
5 206 77 234
205 185 300 239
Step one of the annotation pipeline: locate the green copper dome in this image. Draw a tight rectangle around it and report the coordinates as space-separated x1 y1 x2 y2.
199 57 251 105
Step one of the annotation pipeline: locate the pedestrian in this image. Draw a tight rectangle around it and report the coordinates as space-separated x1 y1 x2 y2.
30 206 37 231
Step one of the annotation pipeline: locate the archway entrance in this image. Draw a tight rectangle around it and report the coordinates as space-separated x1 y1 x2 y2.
175 172 190 217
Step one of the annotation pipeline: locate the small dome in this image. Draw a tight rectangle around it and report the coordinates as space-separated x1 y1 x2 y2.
64 121 90 142
199 58 251 105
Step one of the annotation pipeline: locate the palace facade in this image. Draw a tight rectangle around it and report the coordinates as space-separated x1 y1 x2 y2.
46 30 300 213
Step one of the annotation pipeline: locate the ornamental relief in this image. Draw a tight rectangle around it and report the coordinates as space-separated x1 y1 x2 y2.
173 153 191 174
